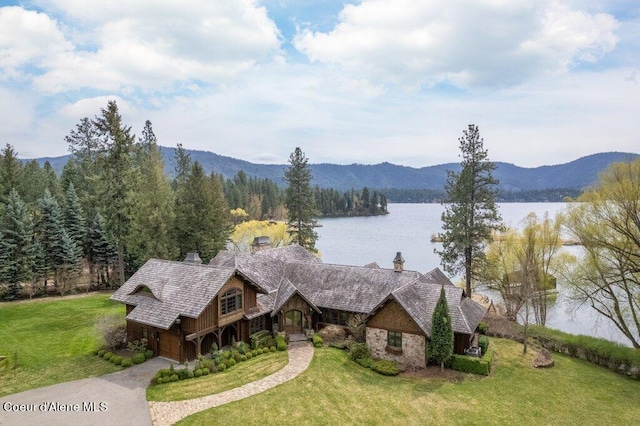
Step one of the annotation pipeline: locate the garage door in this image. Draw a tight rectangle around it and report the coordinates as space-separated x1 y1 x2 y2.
158 332 180 361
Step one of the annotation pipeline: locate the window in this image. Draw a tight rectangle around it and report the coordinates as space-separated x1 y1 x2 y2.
322 309 349 326
387 331 402 348
250 316 265 334
221 288 242 315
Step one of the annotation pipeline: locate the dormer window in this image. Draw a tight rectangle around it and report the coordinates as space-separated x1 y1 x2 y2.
131 285 156 298
220 288 242 315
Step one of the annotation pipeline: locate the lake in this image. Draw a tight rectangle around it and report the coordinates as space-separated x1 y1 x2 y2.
316 203 631 347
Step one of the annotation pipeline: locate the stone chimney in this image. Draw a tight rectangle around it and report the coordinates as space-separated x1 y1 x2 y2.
393 252 405 272
251 236 272 253
183 252 203 264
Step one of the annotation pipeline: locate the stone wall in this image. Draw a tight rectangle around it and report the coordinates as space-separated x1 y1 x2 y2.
366 327 426 369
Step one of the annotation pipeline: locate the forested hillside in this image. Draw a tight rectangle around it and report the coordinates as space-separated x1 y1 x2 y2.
34 148 639 195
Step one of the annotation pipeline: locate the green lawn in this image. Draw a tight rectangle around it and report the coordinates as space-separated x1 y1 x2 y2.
179 338 640 425
146 351 288 401
0 292 124 397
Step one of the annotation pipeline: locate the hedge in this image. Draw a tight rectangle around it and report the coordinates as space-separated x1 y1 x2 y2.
450 350 494 376
312 334 324 348
528 325 640 380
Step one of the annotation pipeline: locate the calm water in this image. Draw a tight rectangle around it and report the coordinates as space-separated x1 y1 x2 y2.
316 203 631 346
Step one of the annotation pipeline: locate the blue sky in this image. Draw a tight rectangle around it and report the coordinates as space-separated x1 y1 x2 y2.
1 0 638 167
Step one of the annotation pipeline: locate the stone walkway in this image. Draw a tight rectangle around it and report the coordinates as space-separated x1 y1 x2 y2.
148 342 314 426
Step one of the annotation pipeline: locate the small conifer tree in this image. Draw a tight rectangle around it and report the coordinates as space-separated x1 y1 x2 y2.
430 285 454 370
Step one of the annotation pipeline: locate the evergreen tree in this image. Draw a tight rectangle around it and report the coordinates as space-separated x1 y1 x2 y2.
0 144 23 201
34 190 65 286
430 285 454 370
127 140 175 267
86 213 117 286
437 125 502 296
94 100 135 286
0 189 34 300
173 143 192 189
174 162 231 262
284 147 318 252
62 183 86 260
53 228 81 294
65 117 104 220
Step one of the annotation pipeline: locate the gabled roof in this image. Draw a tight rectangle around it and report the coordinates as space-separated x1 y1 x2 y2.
271 278 321 316
390 282 487 336
111 259 260 329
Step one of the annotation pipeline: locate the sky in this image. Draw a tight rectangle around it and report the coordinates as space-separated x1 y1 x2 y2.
0 0 638 168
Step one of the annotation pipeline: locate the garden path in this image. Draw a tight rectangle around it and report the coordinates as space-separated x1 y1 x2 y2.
148 342 314 426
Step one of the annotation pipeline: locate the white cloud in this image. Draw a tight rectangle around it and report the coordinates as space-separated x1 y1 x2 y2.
6 1 282 93
0 7 73 80
294 0 619 88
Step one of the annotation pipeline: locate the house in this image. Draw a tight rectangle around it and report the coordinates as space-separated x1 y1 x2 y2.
110 242 486 368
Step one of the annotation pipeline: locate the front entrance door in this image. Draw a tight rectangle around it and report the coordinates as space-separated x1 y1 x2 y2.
284 310 303 334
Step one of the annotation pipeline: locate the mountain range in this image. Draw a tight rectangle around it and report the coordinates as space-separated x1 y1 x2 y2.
32 148 639 193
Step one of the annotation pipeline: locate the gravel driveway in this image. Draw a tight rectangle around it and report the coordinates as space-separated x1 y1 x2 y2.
0 357 173 426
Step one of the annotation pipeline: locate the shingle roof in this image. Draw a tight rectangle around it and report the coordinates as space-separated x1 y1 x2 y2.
391 282 485 336
111 259 235 329
113 245 486 337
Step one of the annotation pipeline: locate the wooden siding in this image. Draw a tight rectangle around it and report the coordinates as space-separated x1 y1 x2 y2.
218 276 246 327
367 300 424 336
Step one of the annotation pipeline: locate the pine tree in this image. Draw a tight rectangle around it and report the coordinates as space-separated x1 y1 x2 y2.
127 139 175 267
430 285 454 370
437 125 502 296
0 189 34 300
174 162 232 262
86 213 117 286
62 183 86 261
0 144 23 201
94 100 135 286
34 190 66 287
284 147 318 252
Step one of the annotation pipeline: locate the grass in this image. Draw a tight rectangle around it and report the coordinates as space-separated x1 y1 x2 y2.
0 292 124 397
146 350 288 401
178 338 640 425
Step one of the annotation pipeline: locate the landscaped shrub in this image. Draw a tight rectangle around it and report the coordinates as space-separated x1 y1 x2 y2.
194 369 202 377
478 322 489 335
170 374 179 382
356 357 373 369
97 349 107 357
111 355 123 365
237 342 249 355
478 336 489 356
177 369 190 380
450 351 494 376
246 352 253 359
187 370 195 379
212 342 218 352
270 346 276 352
202 368 210 375
240 355 247 362
250 330 271 349
132 353 146 364
103 351 114 361
275 335 287 351
251 350 258 357
95 314 126 351
312 334 324 348
144 349 154 359
121 358 133 368
227 358 237 367
218 363 227 371
233 351 242 363
371 359 399 376
265 337 276 348
127 338 148 354
262 348 270 354
349 343 370 361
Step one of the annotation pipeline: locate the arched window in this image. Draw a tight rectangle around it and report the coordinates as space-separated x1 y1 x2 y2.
220 288 242 315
